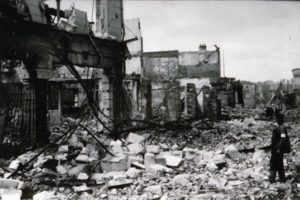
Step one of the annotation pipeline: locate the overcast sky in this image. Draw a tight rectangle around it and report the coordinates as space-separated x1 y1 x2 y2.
47 0 300 82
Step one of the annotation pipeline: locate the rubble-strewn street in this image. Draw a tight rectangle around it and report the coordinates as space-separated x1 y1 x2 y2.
0 108 299 199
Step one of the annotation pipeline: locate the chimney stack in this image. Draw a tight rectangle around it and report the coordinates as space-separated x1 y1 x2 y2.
199 44 207 53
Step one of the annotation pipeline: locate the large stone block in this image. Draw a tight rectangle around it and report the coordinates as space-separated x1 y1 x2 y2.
127 143 145 155
0 178 23 189
68 164 88 177
148 164 172 175
225 145 240 161
127 156 143 168
126 133 145 144
144 185 162 196
155 154 166 166
126 168 141 179
172 174 190 186
58 145 68 153
110 140 124 156
205 162 218 172
0 189 22 200
8 160 20 170
163 155 182 168
101 155 127 172
144 153 155 170
107 179 133 188
213 154 226 169
146 145 160 154
131 162 146 170
208 175 227 189
56 165 67 175
91 171 126 183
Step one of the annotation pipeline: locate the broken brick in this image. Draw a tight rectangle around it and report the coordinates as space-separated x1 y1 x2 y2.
0 189 22 200
144 153 155 170
77 173 89 180
58 145 68 153
155 154 166 166
146 145 160 154
131 162 146 170
125 168 141 179
107 179 133 188
163 155 182 168
126 143 145 155
127 155 143 168
172 174 190 185
75 154 90 163
126 133 145 144
101 155 127 172
0 178 23 189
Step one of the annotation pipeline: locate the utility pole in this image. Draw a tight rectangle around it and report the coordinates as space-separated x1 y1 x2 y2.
56 0 61 25
222 50 226 77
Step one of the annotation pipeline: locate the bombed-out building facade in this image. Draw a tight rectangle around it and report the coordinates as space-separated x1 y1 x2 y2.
0 0 294 161
134 44 245 121
0 3 248 152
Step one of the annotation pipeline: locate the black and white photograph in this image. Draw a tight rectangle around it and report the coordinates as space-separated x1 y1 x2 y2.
0 0 300 199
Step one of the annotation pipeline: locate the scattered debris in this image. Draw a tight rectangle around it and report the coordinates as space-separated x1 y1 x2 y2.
0 189 22 200
107 179 133 188
0 110 299 199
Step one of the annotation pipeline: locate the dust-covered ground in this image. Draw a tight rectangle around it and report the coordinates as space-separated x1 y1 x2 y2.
1 108 300 200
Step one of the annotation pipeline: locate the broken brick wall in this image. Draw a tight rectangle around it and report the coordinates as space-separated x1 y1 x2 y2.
179 48 220 79
143 51 179 81
138 80 181 121
151 81 166 117
177 78 210 113
124 18 143 119
164 81 181 121
243 84 257 109
139 80 152 119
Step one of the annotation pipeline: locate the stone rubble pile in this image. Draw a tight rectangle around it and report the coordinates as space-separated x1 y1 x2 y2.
0 113 300 199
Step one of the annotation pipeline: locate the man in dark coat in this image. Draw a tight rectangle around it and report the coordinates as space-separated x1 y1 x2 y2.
269 113 289 183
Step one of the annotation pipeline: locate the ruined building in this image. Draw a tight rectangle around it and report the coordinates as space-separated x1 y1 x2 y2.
0 0 126 151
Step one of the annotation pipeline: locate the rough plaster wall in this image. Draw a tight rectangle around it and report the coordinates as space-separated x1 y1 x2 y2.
126 57 142 75
243 84 257 108
97 0 108 34
124 18 142 56
179 64 220 78
97 0 122 41
124 18 143 76
107 0 122 41
151 82 165 111
177 78 210 110
143 57 178 80
179 51 219 65
179 51 220 78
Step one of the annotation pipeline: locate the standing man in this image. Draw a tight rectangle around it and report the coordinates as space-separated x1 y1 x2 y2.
269 113 291 183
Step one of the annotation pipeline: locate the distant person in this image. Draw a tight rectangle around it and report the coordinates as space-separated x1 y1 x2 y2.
269 113 291 183
266 107 274 120
274 106 281 120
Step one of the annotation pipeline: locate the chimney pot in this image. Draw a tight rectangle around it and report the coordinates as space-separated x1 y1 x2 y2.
199 44 207 52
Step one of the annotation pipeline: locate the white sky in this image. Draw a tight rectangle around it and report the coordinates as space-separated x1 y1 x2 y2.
46 0 300 82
